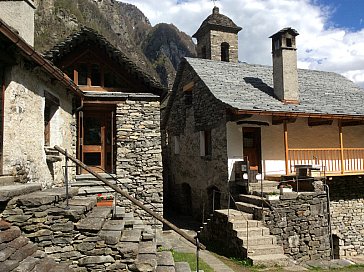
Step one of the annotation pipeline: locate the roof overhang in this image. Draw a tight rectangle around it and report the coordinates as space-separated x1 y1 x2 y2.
0 19 83 97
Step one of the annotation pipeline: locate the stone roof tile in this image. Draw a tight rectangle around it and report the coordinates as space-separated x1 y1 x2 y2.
185 57 364 117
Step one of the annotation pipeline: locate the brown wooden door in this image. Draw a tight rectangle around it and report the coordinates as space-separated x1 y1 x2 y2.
80 107 114 173
243 127 261 171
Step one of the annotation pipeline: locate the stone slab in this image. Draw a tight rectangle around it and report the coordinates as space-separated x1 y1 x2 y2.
78 255 115 266
98 230 122 245
138 241 157 254
102 220 125 231
156 266 176 272
16 187 78 206
135 253 157 272
68 197 97 211
120 229 141 243
157 251 175 266
76 217 106 232
175 262 191 272
0 184 42 202
87 207 112 219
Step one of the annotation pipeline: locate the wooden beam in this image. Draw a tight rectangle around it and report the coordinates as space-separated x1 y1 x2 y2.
339 121 345 174
284 121 289 175
272 116 297 125
308 118 334 126
341 120 364 127
183 81 194 92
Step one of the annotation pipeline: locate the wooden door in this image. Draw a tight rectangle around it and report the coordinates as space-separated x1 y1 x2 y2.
243 127 261 171
80 107 114 173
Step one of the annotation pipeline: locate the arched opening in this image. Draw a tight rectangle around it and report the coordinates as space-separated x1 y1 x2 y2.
180 183 192 215
207 186 221 214
221 42 230 62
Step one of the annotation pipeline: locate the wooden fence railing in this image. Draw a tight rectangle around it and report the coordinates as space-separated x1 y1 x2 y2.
288 148 364 174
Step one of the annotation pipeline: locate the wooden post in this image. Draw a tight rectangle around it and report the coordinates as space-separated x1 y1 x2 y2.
54 145 205 250
284 121 289 175
339 121 345 174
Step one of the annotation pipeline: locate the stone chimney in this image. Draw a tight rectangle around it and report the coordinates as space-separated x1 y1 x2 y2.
0 0 36 46
270 28 299 104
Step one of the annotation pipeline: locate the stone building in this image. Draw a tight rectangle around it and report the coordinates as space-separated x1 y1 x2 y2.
163 7 364 258
0 0 166 225
0 0 82 187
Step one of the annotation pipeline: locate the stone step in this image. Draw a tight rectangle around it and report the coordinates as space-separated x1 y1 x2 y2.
214 209 254 220
76 207 112 232
175 262 191 272
235 202 269 220
14 187 78 206
0 175 20 186
238 194 269 207
75 173 117 181
77 186 116 195
0 183 42 202
157 251 175 271
239 235 277 246
229 220 263 228
234 226 270 237
120 229 142 243
246 244 284 256
248 253 290 266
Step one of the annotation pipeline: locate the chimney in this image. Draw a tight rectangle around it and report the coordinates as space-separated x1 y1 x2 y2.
269 28 299 104
0 0 36 46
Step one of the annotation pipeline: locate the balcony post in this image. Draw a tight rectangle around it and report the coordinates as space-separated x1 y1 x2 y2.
284 121 289 175
339 121 345 174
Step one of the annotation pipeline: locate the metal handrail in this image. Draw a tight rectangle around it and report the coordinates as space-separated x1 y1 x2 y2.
55 145 205 250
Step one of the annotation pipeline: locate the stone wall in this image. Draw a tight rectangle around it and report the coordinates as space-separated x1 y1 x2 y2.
210 30 239 63
328 175 364 257
3 61 76 187
166 65 230 218
264 192 331 262
115 99 163 226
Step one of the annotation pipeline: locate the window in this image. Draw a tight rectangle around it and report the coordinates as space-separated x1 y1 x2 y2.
174 135 180 155
44 92 59 146
183 82 194 105
200 130 212 157
274 39 280 50
221 42 230 62
91 64 101 86
286 38 292 47
78 64 88 85
201 46 207 59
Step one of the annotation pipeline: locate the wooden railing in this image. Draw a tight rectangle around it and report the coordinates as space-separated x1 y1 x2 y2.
288 148 364 174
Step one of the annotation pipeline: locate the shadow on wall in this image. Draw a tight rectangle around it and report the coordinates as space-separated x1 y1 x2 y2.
180 183 192 215
207 185 221 214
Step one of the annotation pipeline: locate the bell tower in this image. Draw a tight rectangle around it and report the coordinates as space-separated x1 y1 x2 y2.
192 6 242 62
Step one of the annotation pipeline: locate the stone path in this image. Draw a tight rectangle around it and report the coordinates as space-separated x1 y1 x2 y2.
161 229 234 272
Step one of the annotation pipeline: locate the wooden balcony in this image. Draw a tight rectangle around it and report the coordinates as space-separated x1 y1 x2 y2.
288 148 364 174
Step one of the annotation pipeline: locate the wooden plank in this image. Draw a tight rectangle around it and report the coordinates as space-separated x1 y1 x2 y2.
183 81 194 92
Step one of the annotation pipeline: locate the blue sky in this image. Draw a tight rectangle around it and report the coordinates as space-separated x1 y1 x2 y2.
318 0 363 30
120 0 364 87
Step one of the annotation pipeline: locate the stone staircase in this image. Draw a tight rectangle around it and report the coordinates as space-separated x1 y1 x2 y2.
0 177 192 272
249 180 280 196
71 174 119 195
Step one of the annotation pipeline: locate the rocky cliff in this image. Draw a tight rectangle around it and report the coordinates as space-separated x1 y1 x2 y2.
34 0 196 88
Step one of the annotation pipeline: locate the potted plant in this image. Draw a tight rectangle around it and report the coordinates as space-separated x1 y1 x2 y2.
278 183 293 194
266 192 280 201
96 194 114 207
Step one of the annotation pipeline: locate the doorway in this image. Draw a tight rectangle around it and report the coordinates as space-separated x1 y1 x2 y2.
242 127 262 172
78 105 115 173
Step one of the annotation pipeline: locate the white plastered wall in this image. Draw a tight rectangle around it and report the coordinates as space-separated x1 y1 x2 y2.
226 116 364 177
3 65 75 187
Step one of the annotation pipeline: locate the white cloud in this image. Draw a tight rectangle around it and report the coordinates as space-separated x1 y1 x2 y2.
119 0 364 88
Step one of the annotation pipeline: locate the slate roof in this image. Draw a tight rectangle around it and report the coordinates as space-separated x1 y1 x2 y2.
44 27 166 98
193 7 242 38
184 57 364 117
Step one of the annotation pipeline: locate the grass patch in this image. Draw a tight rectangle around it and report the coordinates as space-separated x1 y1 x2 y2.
171 251 214 272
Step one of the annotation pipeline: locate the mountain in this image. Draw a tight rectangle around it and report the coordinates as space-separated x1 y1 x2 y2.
34 0 197 89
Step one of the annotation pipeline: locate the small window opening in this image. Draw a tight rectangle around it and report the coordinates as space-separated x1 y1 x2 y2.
200 130 212 157
91 64 101 86
286 38 292 47
201 46 207 59
221 42 230 62
78 64 88 85
44 92 59 146
274 39 280 50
